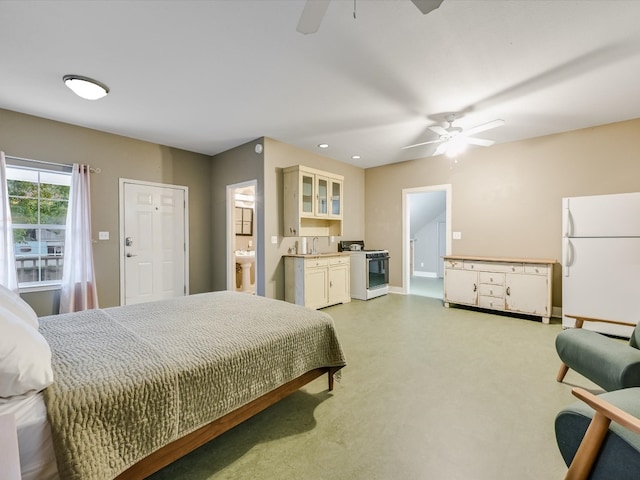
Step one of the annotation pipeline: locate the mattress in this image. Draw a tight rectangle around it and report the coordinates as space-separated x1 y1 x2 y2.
0 393 58 480
37 290 346 479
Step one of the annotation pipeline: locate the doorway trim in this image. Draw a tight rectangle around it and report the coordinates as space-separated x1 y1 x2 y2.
118 178 190 305
402 184 452 295
226 179 258 292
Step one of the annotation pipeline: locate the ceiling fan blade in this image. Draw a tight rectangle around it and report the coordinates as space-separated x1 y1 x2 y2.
433 142 449 156
428 125 449 136
410 0 444 15
464 137 495 147
459 119 505 138
296 0 331 35
401 138 443 150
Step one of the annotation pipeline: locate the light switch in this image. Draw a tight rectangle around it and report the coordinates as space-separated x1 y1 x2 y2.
98 231 109 240
271 235 278 244
453 231 462 240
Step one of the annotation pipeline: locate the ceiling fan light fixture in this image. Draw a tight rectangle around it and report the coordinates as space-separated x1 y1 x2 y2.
63 75 109 100
445 141 468 158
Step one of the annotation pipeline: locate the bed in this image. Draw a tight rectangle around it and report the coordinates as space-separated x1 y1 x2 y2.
0 289 346 480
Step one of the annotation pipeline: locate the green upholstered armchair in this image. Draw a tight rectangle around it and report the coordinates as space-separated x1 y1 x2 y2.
556 387 640 480
556 314 640 392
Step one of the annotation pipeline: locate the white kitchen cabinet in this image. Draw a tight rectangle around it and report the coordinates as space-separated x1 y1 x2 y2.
443 255 554 323
284 253 351 309
283 165 343 237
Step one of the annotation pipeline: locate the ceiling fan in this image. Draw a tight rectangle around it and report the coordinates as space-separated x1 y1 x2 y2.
297 0 444 35
401 114 505 156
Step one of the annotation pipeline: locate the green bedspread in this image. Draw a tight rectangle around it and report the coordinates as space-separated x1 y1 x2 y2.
39 291 346 480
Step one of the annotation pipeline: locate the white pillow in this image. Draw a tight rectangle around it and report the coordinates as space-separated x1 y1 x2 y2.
0 283 38 329
0 306 54 398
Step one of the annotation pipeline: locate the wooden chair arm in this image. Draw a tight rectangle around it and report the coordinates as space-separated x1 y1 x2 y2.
571 387 640 434
565 314 636 329
564 387 640 480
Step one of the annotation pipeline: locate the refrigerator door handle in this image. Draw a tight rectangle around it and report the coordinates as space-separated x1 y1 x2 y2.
563 206 573 238
563 238 574 277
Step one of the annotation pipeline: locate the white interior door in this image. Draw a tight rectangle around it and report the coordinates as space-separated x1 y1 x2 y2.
120 179 188 305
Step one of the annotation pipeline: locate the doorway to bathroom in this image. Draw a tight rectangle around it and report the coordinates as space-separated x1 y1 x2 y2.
226 180 258 295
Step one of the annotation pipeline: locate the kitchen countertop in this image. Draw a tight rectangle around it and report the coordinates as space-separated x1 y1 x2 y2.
283 252 351 258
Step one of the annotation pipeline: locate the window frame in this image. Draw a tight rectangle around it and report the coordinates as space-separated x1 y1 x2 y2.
5 158 72 292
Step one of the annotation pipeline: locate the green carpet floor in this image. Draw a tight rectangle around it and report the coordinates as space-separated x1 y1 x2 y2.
149 294 600 480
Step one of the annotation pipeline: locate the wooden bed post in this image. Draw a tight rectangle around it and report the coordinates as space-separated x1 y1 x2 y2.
328 367 340 391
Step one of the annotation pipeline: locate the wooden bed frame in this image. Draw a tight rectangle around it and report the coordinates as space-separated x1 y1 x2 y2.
115 366 342 479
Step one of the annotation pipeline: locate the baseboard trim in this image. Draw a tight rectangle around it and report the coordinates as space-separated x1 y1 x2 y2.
412 271 438 278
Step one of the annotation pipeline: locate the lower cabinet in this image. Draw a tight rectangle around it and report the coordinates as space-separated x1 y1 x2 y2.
284 254 351 309
443 255 554 323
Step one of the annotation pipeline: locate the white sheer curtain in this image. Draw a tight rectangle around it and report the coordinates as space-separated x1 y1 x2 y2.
59 164 98 313
0 151 18 291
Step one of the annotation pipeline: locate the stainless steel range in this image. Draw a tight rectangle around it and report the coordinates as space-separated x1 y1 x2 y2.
338 240 390 300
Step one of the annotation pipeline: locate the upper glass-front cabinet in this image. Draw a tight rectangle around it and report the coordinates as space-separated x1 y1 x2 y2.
316 176 328 216
301 173 314 214
283 165 344 237
330 179 342 217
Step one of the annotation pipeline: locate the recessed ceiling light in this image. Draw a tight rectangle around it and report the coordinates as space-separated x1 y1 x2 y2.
318 143 329 149
63 75 109 100
351 155 361 160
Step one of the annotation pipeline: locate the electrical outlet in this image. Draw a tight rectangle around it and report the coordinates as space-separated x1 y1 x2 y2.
271 235 278 244
98 231 109 240
453 231 462 240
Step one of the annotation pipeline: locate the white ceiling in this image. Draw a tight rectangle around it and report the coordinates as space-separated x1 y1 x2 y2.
1 0 640 169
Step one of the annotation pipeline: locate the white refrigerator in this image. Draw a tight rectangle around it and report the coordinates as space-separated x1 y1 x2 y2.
562 192 640 338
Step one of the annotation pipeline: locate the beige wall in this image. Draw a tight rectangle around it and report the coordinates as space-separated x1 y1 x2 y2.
365 118 640 308
263 138 365 300
0 109 212 315
209 139 265 294
6 105 637 313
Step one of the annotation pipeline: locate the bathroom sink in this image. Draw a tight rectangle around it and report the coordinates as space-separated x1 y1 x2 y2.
234 251 255 294
234 251 255 264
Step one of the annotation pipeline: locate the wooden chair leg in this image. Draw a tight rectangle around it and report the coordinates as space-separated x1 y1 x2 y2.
557 362 570 382
564 411 611 480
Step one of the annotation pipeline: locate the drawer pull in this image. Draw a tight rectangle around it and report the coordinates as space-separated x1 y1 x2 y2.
473 283 477 292
506 286 511 296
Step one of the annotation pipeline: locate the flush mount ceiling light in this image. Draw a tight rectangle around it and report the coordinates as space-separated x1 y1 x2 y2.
63 75 109 100
318 143 329 149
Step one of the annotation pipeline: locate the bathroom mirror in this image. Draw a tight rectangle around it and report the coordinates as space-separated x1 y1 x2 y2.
235 207 253 236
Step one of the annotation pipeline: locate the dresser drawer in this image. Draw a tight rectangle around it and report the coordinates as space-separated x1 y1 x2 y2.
479 284 504 297
479 296 504 310
524 264 549 275
479 271 505 285
444 259 464 269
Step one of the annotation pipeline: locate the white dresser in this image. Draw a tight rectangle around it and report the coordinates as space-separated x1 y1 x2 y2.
443 255 555 323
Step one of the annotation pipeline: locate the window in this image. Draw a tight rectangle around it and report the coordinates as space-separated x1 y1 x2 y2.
6 165 71 288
